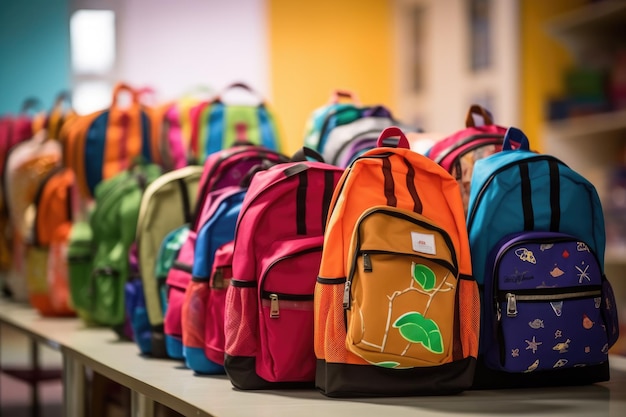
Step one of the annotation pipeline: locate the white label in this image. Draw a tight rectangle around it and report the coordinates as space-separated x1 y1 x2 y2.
411 232 436 255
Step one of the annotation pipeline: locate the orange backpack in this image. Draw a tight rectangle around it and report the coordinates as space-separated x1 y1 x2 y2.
314 126 480 397
59 83 164 200
25 167 76 316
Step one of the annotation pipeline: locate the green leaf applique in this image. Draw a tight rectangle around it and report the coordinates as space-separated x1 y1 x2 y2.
412 262 436 291
393 311 444 354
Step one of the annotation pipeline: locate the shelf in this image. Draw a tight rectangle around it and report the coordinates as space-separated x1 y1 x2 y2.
544 108 626 139
545 0 626 65
546 0 626 38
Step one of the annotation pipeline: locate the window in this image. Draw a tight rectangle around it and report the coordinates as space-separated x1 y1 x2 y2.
69 9 116 114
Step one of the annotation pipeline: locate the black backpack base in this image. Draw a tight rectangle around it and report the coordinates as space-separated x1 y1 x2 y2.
316 357 477 398
471 358 610 390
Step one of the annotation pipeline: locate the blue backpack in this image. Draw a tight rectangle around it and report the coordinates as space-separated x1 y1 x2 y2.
467 127 619 388
181 186 247 374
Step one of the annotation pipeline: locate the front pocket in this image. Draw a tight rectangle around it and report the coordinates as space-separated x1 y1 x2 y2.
257 236 323 382
490 232 609 373
345 206 459 368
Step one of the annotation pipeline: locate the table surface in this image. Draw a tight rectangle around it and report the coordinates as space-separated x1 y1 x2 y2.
1 298 626 417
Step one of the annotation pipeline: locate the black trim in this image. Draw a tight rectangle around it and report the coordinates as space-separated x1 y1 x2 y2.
322 170 335 232
316 277 346 284
519 162 533 230
177 178 192 225
549 160 560 231
296 171 307 235
230 279 257 288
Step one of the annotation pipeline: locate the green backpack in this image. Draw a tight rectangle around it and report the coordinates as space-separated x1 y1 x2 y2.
68 162 162 336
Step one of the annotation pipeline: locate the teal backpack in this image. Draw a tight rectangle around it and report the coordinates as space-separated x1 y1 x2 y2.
68 162 162 337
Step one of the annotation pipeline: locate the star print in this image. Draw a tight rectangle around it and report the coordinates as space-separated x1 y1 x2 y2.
554 330 562 338
525 336 542 353
576 264 590 283
511 348 520 357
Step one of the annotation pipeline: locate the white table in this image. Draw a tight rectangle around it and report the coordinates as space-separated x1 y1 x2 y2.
2 297 626 417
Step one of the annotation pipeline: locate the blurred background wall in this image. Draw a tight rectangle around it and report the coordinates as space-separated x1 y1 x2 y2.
0 0 591 153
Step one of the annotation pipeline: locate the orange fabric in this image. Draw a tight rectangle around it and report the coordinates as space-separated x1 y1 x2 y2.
315 146 477 367
26 167 75 316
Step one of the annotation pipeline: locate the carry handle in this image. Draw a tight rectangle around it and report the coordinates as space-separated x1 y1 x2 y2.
503 126 530 151
213 81 265 105
328 89 361 105
111 83 139 108
20 97 43 114
291 147 325 163
376 126 410 149
465 104 494 128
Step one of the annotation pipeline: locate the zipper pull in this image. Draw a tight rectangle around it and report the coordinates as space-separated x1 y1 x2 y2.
496 300 502 321
363 253 372 272
212 268 224 289
506 293 517 317
343 280 351 309
269 294 280 318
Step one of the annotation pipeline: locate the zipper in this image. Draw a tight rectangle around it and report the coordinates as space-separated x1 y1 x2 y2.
497 286 602 319
260 291 315 319
344 207 458 310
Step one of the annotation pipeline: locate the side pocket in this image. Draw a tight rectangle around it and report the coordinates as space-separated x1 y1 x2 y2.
205 241 234 366
182 279 218 373
601 277 620 349
67 222 94 323
224 281 258 358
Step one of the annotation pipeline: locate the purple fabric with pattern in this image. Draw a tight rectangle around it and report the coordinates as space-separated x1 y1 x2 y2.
482 231 613 374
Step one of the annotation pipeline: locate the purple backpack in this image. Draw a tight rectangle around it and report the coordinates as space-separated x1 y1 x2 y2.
478 230 619 387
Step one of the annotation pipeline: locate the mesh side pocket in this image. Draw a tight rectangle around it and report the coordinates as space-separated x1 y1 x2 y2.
314 281 350 364
457 278 480 359
224 284 258 357
182 280 210 350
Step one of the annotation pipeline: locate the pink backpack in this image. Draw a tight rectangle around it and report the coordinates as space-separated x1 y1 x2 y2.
224 150 343 389
426 104 507 215
163 145 288 359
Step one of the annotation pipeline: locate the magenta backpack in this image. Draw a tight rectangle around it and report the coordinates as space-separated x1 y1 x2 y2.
224 149 344 389
426 104 507 215
163 145 288 359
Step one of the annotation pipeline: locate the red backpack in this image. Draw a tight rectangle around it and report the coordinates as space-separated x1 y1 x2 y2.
162 145 288 359
224 149 344 389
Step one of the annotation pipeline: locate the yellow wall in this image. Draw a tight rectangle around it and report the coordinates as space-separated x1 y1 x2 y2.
520 0 586 152
268 0 394 155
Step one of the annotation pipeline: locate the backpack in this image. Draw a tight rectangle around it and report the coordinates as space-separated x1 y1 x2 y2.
2 131 62 301
155 97 201 170
163 146 289 359
59 83 163 199
321 105 418 168
187 82 282 163
223 149 344 389
314 126 479 397
127 165 203 356
466 126 620 388
68 162 162 337
303 89 362 153
24 166 76 316
182 185 247 374
426 104 507 214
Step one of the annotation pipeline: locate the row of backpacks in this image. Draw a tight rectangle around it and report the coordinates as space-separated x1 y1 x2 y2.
0 81 620 398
